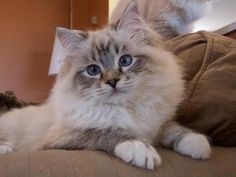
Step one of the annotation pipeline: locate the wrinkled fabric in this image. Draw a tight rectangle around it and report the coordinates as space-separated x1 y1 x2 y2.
165 31 236 146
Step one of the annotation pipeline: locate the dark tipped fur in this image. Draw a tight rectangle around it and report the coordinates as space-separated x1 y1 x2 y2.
44 127 137 153
158 121 193 149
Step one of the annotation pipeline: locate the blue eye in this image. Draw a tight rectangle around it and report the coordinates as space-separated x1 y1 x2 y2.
86 65 101 76
119 55 133 67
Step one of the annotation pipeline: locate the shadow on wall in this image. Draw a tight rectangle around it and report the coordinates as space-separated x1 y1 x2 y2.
27 52 55 101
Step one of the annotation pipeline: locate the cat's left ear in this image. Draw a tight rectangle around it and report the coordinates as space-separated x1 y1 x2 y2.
117 1 147 37
56 27 88 55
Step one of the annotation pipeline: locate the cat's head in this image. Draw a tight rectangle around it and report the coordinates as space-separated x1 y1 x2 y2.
53 2 182 105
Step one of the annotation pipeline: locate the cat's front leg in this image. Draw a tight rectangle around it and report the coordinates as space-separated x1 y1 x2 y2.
42 127 161 170
72 128 161 170
159 120 211 159
114 140 161 170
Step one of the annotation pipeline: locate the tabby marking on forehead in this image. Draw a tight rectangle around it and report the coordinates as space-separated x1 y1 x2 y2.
89 37 119 69
100 53 114 69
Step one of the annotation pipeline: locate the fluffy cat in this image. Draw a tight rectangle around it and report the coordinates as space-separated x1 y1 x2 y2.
0 1 211 170
110 0 214 38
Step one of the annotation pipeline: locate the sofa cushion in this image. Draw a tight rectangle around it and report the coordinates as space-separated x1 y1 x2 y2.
165 31 236 146
0 148 235 177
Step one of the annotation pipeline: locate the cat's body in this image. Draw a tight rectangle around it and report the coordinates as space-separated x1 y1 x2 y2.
0 0 212 170
0 27 183 151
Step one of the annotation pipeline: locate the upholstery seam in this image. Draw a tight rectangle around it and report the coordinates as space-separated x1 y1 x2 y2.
183 31 214 106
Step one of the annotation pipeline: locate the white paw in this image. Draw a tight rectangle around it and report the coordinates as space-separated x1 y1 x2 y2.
114 140 161 170
0 145 13 154
175 133 211 159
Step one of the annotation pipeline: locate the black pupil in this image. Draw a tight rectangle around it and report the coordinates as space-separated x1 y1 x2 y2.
87 65 101 76
119 55 132 67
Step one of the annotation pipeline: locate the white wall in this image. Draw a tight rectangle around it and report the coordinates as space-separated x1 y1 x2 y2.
109 0 119 17
193 0 236 32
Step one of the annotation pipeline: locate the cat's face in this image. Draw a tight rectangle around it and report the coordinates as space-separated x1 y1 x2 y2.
58 28 159 104
55 3 165 104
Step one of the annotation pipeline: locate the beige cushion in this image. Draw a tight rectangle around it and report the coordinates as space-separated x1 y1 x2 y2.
0 147 235 177
165 31 236 146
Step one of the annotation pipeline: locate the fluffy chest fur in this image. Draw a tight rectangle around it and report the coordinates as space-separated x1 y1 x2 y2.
54 94 171 143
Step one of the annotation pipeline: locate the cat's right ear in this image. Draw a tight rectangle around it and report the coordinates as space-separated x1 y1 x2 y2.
56 27 88 54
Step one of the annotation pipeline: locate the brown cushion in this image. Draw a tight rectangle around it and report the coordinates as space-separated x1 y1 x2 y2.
165 31 236 146
0 148 235 177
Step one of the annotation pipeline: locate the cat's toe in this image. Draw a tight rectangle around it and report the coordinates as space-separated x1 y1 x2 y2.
114 140 161 170
175 133 211 159
0 145 13 154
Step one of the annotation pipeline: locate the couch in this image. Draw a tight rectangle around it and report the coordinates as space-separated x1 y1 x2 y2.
0 147 235 177
0 31 235 177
